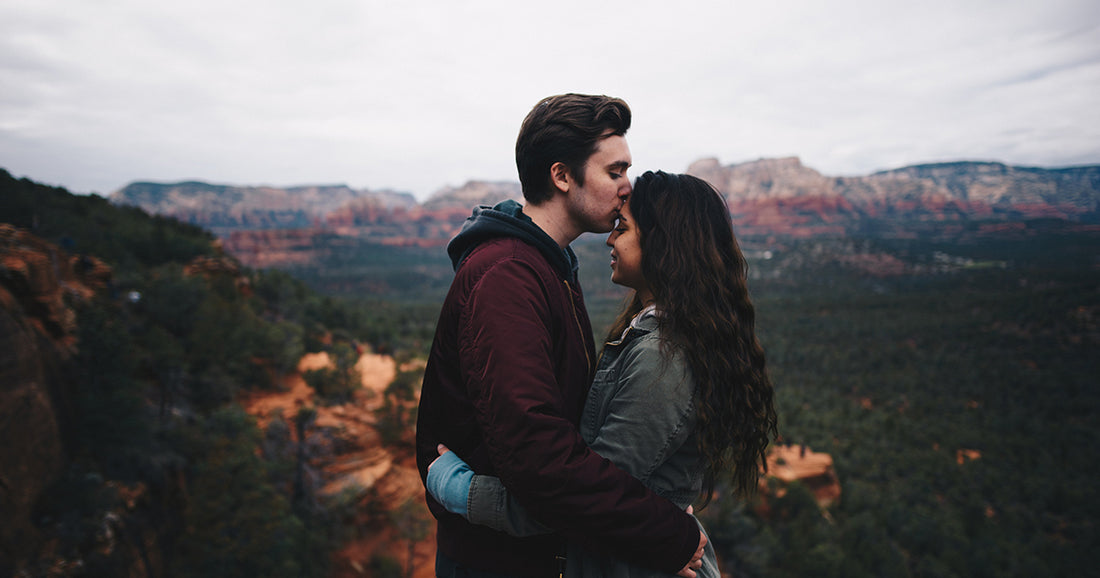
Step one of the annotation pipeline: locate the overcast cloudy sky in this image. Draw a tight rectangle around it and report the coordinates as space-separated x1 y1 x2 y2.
2 0 1098 200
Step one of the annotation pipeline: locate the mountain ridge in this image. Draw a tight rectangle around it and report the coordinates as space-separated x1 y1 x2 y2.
113 157 1100 220
687 157 1099 210
107 158 1100 268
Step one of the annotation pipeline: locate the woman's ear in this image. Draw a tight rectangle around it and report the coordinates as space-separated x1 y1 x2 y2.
550 161 572 194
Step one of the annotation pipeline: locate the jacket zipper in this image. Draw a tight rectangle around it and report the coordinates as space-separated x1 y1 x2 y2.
563 279 592 373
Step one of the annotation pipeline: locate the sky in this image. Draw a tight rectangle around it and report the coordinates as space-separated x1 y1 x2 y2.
2 0 1098 201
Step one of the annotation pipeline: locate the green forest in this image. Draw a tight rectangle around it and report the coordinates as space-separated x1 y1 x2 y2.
2 168 1097 576
704 263 1097 577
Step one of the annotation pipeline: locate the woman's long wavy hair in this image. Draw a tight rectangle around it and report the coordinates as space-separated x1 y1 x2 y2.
606 170 778 506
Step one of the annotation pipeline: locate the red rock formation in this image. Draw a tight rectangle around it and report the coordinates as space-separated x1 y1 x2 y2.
182 253 252 296
0 224 111 566
223 228 332 269
689 157 1100 240
956 449 982 465
758 444 842 513
115 160 1100 272
241 350 435 576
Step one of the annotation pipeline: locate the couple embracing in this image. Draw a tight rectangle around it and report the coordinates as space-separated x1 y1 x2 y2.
415 93 778 578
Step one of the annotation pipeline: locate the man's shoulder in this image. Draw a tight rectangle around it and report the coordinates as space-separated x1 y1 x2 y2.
453 238 566 309
460 236 555 271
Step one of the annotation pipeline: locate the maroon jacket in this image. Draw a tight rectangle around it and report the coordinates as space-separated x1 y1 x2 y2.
415 201 698 577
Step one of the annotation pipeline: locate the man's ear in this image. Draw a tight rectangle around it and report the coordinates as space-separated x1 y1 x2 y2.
550 162 572 194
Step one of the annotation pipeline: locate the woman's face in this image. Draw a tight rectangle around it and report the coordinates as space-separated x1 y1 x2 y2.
606 200 652 302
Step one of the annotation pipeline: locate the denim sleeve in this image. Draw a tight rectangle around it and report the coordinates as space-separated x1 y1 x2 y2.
467 474 553 537
425 450 474 517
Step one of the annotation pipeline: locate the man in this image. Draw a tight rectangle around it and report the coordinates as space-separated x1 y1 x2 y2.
415 94 705 577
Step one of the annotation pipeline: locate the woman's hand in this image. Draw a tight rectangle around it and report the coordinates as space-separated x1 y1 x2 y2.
676 506 706 578
427 443 451 470
676 528 707 578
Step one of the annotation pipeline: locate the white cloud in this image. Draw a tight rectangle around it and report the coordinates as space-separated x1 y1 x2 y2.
1 0 1098 198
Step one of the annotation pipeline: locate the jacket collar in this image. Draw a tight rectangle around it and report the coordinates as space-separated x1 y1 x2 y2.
446 199 578 278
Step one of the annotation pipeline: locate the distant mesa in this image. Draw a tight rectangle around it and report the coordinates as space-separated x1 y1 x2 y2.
109 158 1100 269
686 157 1100 239
112 181 418 234
113 158 1100 232
421 180 522 211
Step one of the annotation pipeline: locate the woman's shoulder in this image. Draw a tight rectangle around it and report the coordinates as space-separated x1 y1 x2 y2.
623 323 682 361
619 327 691 389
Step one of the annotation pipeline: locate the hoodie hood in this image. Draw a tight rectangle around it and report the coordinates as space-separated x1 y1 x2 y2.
447 199 578 278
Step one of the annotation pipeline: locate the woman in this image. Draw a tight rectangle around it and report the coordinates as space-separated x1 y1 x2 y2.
427 170 778 577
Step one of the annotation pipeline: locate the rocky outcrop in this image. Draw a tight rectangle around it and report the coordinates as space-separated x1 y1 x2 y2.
182 252 253 297
243 351 402 499
758 444 842 512
0 225 111 344
0 224 110 568
241 350 433 577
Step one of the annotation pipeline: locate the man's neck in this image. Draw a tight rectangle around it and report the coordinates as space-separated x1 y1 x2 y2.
523 200 579 249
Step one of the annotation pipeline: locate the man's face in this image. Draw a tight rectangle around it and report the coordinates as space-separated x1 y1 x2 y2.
565 134 632 234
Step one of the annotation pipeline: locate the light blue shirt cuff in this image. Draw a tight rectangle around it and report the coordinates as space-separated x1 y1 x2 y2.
425 450 474 518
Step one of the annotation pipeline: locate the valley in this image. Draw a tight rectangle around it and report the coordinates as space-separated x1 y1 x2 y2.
2 164 1097 577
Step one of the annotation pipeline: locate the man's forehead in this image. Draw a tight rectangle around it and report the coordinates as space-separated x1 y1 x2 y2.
593 134 632 166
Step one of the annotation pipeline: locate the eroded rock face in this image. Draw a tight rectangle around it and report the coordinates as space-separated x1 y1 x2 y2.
759 444 842 510
0 302 67 565
687 158 1100 237
0 225 111 345
0 224 109 566
243 351 403 497
242 351 432 576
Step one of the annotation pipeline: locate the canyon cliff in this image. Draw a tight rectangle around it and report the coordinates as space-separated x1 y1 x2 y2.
0 224 111 570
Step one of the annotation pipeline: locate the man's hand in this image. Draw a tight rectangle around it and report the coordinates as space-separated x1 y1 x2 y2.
676 508 706 578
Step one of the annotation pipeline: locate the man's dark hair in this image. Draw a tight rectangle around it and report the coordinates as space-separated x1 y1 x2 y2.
515 93 631 204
